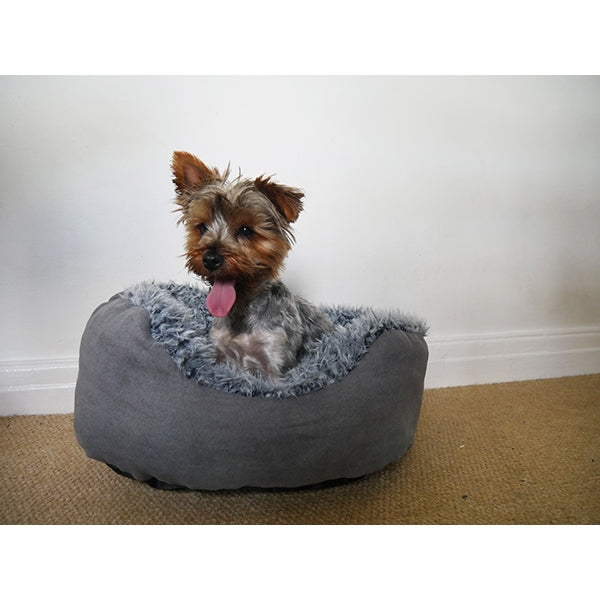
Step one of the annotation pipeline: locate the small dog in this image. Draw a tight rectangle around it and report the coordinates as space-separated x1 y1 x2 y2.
172 151 334 378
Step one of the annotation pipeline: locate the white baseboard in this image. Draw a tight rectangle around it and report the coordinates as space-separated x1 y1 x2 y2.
1 327 599 415
425 326 600 388
0 358 78 416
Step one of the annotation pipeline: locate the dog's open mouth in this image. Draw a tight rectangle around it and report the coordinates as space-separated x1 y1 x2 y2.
206 278 237 318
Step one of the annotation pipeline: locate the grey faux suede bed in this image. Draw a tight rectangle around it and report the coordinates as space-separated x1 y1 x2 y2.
74 282 428 490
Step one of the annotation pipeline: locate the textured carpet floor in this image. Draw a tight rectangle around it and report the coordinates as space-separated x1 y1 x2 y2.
1 375 598 524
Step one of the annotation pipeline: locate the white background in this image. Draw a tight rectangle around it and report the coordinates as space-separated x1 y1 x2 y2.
1 76 599 402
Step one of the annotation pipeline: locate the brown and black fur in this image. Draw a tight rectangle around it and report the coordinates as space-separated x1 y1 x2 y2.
172 151 334 378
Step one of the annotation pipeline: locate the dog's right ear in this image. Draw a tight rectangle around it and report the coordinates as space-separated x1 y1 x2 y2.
171 151 218 195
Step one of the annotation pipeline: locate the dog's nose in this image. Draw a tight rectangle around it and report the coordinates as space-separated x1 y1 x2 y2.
202 251 224 272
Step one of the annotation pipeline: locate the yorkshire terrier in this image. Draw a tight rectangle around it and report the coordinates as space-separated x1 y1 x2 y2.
172 151 334 378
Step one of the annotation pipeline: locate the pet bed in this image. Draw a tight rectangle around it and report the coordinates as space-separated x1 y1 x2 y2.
74 281 428 490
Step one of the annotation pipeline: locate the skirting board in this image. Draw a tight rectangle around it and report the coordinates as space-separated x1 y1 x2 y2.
1 327 599 415
425 326 600 389
1 358 78 417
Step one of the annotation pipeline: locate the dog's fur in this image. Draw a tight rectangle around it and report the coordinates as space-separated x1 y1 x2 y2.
172 151 334 378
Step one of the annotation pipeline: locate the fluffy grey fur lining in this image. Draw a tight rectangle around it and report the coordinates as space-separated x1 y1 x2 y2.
120 281 428 398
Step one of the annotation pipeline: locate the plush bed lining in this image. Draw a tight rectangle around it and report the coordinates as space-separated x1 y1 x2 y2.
121 281 428 398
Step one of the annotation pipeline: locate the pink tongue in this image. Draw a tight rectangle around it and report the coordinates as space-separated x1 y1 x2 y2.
206 279 237 318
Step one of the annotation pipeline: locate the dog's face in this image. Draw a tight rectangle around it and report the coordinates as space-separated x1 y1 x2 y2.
172 151 304 314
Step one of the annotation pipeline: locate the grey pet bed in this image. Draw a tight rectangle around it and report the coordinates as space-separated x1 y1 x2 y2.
74 282 428 490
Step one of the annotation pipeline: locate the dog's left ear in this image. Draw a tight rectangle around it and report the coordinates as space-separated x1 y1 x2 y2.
172 151 218 194
254 176 304 223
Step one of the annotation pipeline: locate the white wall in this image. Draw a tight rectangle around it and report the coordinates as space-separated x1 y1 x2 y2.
1 76 599 413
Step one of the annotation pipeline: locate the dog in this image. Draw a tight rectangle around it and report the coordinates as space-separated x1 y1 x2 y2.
172 151 334 378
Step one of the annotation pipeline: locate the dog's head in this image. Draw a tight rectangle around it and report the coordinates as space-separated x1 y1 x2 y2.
172 151 304 317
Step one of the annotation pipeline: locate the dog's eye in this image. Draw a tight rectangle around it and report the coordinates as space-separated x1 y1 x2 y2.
197 223 208 234
237 226 254 239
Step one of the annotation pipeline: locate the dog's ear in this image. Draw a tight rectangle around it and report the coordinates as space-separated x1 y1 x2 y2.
172 151 218 194
254 176 304 223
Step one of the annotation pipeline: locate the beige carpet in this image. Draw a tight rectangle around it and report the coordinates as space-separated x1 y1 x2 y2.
1 375 598 524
